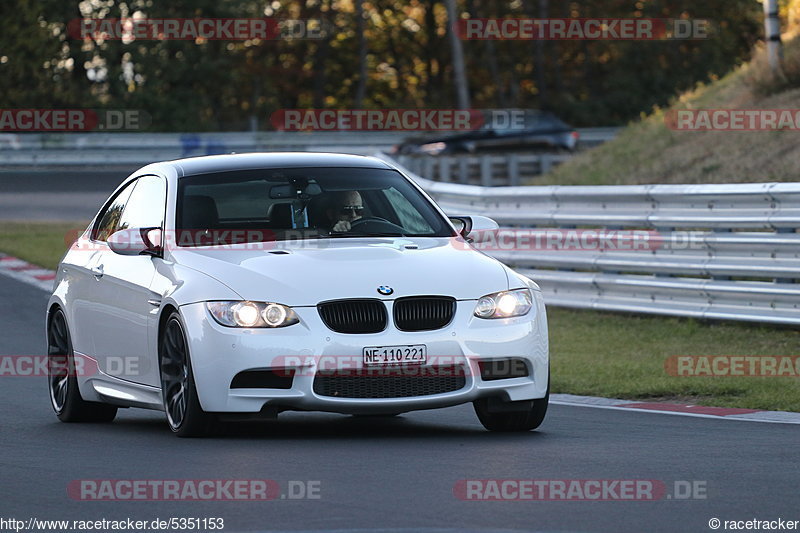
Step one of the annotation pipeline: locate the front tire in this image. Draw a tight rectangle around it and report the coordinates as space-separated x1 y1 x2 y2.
159 312 214 437
474 381 549 432
47 309 117 423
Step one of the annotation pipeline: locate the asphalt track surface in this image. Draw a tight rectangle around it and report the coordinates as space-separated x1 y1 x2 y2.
0 170 132 221
1 168 798 531
1 273 798 533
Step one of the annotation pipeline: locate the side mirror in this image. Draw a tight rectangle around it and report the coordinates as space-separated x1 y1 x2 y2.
108 227 162 256
449 217 470 238
449 215 499 240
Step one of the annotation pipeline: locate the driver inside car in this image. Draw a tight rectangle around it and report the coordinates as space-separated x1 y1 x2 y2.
326 190 364 232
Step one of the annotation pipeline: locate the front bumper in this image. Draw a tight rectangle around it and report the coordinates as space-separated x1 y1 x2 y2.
179 297 549 414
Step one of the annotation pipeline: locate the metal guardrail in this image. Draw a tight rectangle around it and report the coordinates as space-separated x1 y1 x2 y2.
396 153 572 186
392 128 619 185
0 132 409 168
0 128 618 170
377 153 800 325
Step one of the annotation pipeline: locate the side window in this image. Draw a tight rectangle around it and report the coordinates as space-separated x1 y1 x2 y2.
117 175 167 231
93 181 136 242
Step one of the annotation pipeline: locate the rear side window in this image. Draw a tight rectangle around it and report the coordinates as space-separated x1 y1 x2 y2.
524 113 567 130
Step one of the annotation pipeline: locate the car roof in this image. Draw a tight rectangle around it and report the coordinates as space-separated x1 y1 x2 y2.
162 152 392 177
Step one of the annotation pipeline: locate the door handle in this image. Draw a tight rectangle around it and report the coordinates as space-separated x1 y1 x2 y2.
92 264 104 280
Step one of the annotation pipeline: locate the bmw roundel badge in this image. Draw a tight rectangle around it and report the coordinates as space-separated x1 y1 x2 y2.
377 286 394 295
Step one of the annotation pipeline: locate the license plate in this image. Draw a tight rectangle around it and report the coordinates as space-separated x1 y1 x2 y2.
363 345 427 365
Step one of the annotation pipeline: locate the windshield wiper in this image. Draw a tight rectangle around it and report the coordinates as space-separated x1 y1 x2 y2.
325 231 409 238
348 232 409 237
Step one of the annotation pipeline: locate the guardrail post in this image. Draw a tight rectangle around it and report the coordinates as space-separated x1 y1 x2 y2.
412 157 422 176
540 154 553 174
480 156 492 187
439 156 452 182
458 157 469 184
423 157 435 180
508 154 520 186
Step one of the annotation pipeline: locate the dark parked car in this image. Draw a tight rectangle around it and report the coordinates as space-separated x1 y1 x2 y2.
394 110 579 155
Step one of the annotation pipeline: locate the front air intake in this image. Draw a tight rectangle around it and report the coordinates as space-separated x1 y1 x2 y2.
478 359 530 381
313 367 466 398
230 369 294 389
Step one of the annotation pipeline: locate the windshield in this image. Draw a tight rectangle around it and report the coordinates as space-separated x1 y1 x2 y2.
176 166 453 247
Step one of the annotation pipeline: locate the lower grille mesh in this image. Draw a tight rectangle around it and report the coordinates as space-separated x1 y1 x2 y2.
313 368 466 398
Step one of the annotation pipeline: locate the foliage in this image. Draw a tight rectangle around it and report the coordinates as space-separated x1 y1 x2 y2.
536 32 800 186
0 0 765 130
744 36 800 95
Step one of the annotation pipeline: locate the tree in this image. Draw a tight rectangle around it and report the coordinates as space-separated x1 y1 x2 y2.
354 0 368 107
445 0 470 109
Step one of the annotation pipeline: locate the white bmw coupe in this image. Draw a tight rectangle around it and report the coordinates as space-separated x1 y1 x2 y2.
47 153 549 437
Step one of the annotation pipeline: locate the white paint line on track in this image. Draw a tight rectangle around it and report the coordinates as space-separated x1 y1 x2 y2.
551 394 800 425
0 254 55 292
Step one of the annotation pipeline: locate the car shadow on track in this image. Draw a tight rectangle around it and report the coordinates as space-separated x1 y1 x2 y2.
88 410 550 441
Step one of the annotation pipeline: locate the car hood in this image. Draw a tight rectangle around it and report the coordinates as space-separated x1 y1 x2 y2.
169 237 511 306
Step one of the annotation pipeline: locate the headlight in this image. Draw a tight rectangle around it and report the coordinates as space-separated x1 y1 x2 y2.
206 301 299 328
473 289 533 319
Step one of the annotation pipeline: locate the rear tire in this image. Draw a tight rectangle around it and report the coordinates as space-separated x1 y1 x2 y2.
474 379 549 432
160 312 215 438
47 309 117 423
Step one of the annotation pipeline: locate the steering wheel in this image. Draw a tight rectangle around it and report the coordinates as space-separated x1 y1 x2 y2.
349 216 391 228
344 216 408 235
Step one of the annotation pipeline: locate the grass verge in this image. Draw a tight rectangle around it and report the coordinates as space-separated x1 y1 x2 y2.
2 221 799 412
0 221 85 271
535 35 800 186
549 308 800 412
